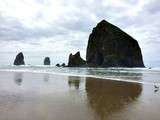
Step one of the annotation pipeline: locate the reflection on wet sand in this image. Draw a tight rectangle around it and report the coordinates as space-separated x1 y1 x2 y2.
43 74 49 82
68 76 81 89
14 72 23 85
85 78 142 119
1 71 160 120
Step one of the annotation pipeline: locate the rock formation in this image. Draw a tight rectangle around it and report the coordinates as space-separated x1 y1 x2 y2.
56 63 66 67
86 20 145 67
56 63 60 67
44 57 51 65
68 51 86 67
13 52 25 65
61 63 66 67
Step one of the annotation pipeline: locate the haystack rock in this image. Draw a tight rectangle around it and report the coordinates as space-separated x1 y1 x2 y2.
44 57 51 65
13 52 25 65
86 20 145 67
68 52 86 67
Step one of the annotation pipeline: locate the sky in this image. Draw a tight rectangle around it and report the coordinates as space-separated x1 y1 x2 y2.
0 0 160 67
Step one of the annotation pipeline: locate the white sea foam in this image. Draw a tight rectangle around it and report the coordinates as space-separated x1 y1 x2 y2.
0 66 160 85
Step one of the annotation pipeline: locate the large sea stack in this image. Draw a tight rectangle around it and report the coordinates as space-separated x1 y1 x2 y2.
86 20 145 67
13 52 25 65
68 52 86 67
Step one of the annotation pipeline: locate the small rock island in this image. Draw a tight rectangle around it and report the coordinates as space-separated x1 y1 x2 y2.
86 20 145 67
68 52 86 67
13 52 25 65
44 57 51 65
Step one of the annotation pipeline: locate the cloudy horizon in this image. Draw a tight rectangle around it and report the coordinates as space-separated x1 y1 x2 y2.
0 0 160 67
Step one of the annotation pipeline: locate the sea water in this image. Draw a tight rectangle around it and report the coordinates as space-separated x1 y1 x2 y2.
0 65 160 85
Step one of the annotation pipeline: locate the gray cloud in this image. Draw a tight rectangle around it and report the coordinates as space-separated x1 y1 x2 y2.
0 15 67 41
143 0 160 13
0 0 160 66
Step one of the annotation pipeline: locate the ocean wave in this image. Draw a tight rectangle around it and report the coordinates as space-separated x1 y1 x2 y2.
0 67 160 85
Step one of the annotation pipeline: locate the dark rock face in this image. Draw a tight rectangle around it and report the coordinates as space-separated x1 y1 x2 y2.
56 63 66 67
86 20 145 67
68 52 86 67
13 52 25 65
61 63 66 67
56 63 60 67
44 57 51 65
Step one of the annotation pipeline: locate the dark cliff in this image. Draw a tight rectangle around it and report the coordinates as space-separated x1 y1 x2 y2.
86 20 145 67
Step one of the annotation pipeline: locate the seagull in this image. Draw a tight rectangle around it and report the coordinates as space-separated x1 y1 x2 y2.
154 85 159 93
154 85 159 89
154 89 159 93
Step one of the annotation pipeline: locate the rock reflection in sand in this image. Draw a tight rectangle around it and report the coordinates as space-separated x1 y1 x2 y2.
85 77 142 119
43 73 49 82
68 76 81 89
1 71 160 120
14 72 23 86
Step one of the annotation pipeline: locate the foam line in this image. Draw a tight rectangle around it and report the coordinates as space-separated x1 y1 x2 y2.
0 69 160 86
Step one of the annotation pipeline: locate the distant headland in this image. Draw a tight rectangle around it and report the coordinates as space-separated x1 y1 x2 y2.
13 20 145 67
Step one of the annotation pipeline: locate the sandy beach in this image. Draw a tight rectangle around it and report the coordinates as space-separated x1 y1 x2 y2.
0 71 160 120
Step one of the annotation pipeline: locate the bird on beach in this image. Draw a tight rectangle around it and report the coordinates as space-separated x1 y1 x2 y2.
154 85 159 89
154 85 159 93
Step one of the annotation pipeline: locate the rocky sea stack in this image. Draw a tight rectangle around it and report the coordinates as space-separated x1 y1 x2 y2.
86 20 145 67
68 52 86 67
56 63 66 67
13 52 25 65
44 57 51 65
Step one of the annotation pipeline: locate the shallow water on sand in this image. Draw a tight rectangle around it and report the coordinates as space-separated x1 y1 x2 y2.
1 66 160 84
0 71 160 120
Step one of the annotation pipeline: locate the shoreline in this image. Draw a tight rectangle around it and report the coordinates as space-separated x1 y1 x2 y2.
0 69 158 85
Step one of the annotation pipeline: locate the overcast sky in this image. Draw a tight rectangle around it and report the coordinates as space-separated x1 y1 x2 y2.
0 0 160 66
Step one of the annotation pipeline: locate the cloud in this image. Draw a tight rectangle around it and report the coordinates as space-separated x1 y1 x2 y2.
0 0 160 66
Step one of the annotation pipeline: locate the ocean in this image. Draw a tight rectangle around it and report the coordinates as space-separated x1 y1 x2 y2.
0 65 160 85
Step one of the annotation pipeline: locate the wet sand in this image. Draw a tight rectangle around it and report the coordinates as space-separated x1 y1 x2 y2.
0 71 160 120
